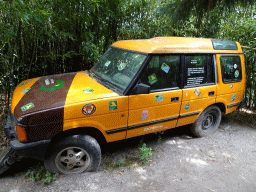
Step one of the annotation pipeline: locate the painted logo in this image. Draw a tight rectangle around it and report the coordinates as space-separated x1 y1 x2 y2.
109 100 118 111
161 63 170 73
82 103 96 116
155 95 163 102
184 103 190 110
141 109 149 120
194 56 203 67
118 62 126 71
40 79 64 91
231 94 237 102
22 88 31 94
148 73 158 85
194 88 201 97
234 70 239 78
83 89 94 93
21 103 34 112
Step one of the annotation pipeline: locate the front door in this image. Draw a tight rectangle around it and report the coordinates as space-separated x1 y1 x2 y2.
127 55 182 138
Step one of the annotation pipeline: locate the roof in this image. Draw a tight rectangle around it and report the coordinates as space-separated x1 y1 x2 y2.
111 37 243 54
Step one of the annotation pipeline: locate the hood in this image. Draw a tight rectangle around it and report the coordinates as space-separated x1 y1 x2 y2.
11 71 118 124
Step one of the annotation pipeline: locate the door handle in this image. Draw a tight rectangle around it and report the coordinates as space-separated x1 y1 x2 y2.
208 91 215 96
171 97 179 102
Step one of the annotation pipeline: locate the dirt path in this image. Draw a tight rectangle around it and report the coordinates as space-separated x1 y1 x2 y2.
0 115 256 192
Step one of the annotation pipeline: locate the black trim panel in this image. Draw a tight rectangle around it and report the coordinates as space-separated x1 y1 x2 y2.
227 102 240 108
179 111 201 118
106 127 127 134
127 116 179 131
106 111 201 134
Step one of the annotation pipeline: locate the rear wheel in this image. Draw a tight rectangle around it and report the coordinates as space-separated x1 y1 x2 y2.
44 135 101 174
191 106 221 137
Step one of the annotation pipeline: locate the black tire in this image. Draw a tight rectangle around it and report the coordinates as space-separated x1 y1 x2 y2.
0 146 19 176
191 106 221 137
0 147 11 175
44 135 101 174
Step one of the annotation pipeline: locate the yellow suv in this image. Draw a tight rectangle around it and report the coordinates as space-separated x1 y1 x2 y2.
1 37 245 175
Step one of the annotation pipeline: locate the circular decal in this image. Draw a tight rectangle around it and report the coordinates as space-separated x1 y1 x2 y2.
230 84 233 88
231 94 237 102
141 109 149 120
234 64 237 69
234 70 239 78
184 103 190 110
118 63 126 71
82 103 96 116
40 80 64 91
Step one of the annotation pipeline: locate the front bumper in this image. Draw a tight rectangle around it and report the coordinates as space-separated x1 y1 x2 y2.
4 109 51 161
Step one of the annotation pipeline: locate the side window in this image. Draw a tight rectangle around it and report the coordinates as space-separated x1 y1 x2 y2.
185 55 215 87
139 55 180 91
220 56 242 83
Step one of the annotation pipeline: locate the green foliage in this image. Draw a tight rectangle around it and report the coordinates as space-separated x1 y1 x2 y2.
24 166 58 185
0 0 256 110
139 142 153 163
217 6 256 108
104 157 133 170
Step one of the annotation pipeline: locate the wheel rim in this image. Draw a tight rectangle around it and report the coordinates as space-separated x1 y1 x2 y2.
202 113 215 130
55 147 90 174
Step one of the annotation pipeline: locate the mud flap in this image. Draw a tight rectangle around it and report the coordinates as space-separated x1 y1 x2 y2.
0 146 19 175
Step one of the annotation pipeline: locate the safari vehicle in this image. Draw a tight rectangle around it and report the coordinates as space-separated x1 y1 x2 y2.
1 37 245 175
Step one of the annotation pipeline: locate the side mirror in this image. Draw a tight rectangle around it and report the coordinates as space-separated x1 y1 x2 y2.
132 83 150 95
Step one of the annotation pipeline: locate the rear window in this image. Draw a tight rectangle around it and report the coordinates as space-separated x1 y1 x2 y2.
220 56 242 83
212 40 238 50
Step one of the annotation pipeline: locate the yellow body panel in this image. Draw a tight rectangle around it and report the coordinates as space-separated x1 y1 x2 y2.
64 96 129 142
112 37 243 54
127 90 182 138
64 72 128 142
177 85 217 127
11 77 40 114
65 71 118 105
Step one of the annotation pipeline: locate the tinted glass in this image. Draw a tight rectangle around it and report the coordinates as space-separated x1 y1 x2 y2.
185 55 215 87
212 40 238 50
220 56 242 83
90 47 147 91
139 55 180 90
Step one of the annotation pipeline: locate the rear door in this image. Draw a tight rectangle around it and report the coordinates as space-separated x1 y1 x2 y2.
215 54 245 113
127 55 182 138
177 54 217 127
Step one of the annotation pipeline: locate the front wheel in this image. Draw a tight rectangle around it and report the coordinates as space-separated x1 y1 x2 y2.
191 106 221 137
44 135 101 174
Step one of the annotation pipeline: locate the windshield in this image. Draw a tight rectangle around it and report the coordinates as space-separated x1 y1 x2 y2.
90 47 147 92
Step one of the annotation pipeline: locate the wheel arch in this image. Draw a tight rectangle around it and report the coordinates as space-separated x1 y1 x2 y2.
45 127 107 158
199 102 226 117
214 102 226 114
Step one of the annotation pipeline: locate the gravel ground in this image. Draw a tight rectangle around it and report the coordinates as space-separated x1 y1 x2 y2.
0 114 256 192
